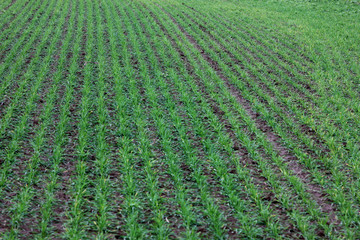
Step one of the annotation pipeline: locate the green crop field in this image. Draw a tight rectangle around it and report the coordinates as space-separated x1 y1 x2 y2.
0 0 359 239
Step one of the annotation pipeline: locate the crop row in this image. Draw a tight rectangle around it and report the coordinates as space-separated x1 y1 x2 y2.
1 0 359 239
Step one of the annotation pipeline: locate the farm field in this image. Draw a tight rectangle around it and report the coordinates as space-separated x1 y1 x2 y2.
0 0 360 238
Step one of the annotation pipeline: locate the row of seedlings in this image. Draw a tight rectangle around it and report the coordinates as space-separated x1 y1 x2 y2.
127 3 245 238
0 0 48 80
179 1 358 133
3 0 77 238
168 4 360 236
136 2 287 238
0 0 69 199
36 0 85 237
180 1 360 125
205 7 314 77
146 3 331 238
0 0 55 112
175 4 360 226
106 1 146 238
217 3 360 234
203 1 318 67
126 3 235 238
0 0 59 122
175 5 328 157
138 3 278 238
0 0 33 33
100 1 137 238
106 0 207 238
0 0 16 10
127 5 205 239
172 0 357 208
64 0 95 238
197 2 360 181
158 6 351 237
0 22 63 162
139 3 307 238
118 4 171 238
91 1 113 238
179 0 315 71
0 0 44 44
188 7 360 190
